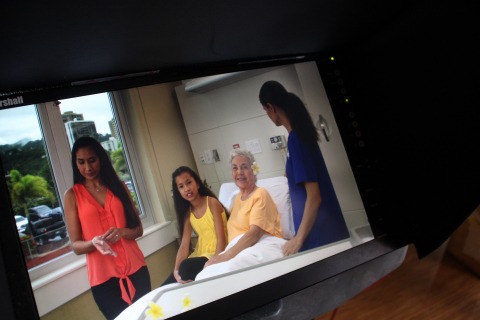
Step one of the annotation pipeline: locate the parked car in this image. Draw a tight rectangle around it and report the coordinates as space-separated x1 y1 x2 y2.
25 217 67 245
15 215 28 233
28 205 64 222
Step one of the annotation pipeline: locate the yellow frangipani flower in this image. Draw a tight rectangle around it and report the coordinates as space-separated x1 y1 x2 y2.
251 162 260 175
182 294 192 309
145 301 164 319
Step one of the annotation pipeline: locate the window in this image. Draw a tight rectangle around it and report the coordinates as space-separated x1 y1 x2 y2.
0 105 65 270
0 93 154 276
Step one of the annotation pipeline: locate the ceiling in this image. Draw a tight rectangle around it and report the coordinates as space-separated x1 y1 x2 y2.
1 1 414 96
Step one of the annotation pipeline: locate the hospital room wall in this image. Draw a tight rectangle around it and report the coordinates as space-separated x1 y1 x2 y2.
118 82 199 223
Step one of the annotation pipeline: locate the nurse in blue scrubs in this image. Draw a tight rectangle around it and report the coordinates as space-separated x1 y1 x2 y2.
259 81 349 255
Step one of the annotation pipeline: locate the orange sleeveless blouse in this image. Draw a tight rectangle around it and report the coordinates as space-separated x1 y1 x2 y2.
73 184 146 305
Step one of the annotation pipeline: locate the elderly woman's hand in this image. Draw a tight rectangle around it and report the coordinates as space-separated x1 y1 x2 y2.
205 253 230 268
204 225 265 269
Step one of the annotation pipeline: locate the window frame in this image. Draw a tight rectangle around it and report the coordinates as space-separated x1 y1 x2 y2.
108 92 155 227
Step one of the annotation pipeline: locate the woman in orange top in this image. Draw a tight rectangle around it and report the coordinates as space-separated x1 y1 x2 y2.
64 137 150 320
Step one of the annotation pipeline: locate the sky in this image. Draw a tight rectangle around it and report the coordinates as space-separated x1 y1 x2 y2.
0 93 113 145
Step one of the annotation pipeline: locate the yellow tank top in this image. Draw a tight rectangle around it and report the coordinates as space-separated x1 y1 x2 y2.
189 196 228 258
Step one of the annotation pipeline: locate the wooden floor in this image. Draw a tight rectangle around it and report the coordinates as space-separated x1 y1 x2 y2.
315 243 480 320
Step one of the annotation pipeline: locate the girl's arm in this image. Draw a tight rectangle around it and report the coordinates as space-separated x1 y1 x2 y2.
283 181 321 255
173 217 193 283
209 197 227 254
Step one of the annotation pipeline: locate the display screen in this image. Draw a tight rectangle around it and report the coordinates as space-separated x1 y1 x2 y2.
1 57 380 319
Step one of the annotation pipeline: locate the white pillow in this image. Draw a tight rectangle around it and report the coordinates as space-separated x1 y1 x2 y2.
218 182 239 210
218 176 295 239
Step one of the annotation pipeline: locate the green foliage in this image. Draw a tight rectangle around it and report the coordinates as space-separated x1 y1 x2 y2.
1 140 59 214
0 140 46 176
130 191 139 209
104 141 130 183
8 169 55 215
112 148 126 172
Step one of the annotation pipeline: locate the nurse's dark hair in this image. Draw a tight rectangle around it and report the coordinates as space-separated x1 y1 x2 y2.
259 80 319 144
171 166 227 238
71 136 140 228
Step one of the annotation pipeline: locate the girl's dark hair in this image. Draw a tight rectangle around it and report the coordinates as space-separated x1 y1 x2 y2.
71 136 140 228
171 166 226 238
259 80 319 144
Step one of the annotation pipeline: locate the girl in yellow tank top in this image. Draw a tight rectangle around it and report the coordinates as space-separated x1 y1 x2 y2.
189 196 228 258
162 166 228 285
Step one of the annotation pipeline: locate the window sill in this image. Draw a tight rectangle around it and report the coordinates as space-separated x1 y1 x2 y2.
31 221 176 317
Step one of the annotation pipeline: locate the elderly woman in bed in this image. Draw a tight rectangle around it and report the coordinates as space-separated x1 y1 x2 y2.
196 149 287 280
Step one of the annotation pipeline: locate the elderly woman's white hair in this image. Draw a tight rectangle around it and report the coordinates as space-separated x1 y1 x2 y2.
229 148 256 165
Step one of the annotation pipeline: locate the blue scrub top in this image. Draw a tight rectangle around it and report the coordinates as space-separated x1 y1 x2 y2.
286 131 349 251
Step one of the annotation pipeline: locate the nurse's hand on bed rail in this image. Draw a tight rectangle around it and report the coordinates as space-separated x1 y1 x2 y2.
283 237 302 256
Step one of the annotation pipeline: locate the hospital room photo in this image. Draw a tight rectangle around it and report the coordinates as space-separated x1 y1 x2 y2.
1 60 374 319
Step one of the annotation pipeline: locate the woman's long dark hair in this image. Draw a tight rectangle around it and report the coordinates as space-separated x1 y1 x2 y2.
71 136 140 228
259 80 319 144
171 166 226 238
